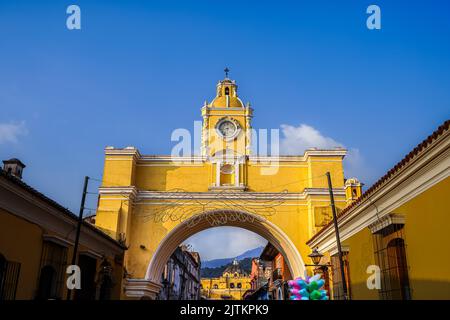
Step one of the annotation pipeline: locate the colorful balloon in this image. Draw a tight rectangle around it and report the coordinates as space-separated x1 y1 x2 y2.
287 273 329 300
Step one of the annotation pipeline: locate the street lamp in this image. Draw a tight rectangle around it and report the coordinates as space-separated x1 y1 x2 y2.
305 248 329 268
308 248 324 266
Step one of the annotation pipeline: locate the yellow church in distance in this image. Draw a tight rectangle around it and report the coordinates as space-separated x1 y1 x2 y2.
94 71 361 299
200 258 251 300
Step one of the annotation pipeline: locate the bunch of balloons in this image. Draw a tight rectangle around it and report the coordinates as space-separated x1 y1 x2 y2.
287 274 329 300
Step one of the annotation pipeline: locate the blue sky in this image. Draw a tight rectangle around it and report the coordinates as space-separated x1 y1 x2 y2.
1 1 449 259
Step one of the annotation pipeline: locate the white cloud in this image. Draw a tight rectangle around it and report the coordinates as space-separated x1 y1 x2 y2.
184 227 267 261
280 124 343 153
0 121 27 144
279 123 372 182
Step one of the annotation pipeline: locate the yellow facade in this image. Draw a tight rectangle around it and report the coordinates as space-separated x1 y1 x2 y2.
308 121 450 300
201 276 251 300
95 75 358 299
200 259 251 300
0 169 124 300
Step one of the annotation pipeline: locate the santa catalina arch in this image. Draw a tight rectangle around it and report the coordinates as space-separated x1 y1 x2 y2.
94 73 359 299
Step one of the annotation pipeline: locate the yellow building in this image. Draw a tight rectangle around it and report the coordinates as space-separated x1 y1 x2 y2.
94 73 359 299
200 258 251 300
307 120 450 300
0 159 125 300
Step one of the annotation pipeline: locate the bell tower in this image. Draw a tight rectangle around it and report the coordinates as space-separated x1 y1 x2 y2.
201 69 253 189
201 68 253 158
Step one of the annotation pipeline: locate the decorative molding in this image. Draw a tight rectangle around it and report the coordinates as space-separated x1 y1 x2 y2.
43 234 74 247
98 186 137 200
249 149 347 163
129 149 347 165
138 155 206 163
368 214 405 234
79 249 103 260
104 147 141 160
128 188 346 201
329 245 350 256
124 279 162 299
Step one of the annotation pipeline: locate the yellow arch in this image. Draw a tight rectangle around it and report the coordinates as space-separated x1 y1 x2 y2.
145 209 306 284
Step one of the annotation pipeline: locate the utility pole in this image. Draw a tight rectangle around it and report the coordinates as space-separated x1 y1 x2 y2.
325 172 349 300
67 176 89 300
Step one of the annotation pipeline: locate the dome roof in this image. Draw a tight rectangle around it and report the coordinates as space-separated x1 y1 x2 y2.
208 75 245 108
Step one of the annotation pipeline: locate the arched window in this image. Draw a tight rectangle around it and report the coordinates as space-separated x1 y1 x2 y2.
37 265 57 300
225 87 230 96
386 238 410 300
373 222 411 300
237 283 242 289
213 284 218 289
229 283 235 289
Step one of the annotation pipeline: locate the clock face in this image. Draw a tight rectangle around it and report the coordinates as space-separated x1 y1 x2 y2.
218 120 236 137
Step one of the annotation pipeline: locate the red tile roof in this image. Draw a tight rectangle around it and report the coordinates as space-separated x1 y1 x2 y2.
307 119 450 244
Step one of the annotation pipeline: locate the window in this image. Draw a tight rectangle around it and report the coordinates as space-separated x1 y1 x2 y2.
0 254 21 300
225 87 230 95
373 224 411 300
229 283 235 289
331 252 351 300
213 284 218 289
36 241 67 300
237 283 242 289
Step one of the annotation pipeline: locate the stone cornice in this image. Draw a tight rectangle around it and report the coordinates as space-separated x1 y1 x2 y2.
131 149 347 164
98 188 346 201
98 186 138 199
124 279 162 299
104 146 141 160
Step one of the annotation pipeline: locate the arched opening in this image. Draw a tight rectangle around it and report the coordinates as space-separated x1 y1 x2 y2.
141 210 305 300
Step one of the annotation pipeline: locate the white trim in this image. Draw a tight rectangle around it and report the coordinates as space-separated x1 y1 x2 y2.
112 188 347 201
79 249 103 260
124 279 162 299
329 245 350 256
368 214 405 233
43 234 73 247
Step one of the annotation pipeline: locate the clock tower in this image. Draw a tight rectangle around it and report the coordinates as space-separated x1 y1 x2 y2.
201 69 253 158
201 69 253 189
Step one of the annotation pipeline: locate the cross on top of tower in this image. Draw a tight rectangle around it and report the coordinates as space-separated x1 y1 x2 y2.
224 67 230 79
